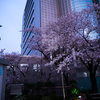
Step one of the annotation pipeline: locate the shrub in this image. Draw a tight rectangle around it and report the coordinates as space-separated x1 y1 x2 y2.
45 81 55 87
79 89 92 94
42 96 50 100
34 93 43 100
49 94 60 100
68 80 79 99
35 81 44 91
26 94 34 100
23 83 35 94
70 80 77 86
13 94 26 100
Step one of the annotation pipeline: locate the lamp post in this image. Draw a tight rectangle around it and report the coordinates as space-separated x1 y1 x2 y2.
0 25 2 40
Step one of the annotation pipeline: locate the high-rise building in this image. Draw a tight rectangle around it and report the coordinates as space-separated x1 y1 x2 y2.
41 0 60 28
21 0 100 56
21 0 64 55
21 0 41 55
58 0 71 16
70 0 100 39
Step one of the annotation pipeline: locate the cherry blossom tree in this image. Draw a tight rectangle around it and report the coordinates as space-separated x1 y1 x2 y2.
25 3 100 93
0 49 5 57
73 4 100 93
45 4 100 93
24 24 76 86
3 52 22 84
3 52 42 84
3 52 59 84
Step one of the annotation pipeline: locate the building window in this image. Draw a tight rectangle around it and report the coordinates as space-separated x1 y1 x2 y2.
77 71 89 78
33 64 40 72
96 70 100 76
83 72 88 77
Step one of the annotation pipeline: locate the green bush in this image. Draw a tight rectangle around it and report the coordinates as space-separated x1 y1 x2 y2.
67 80 79 99
34 93 43 100
70 80 77 86
42 94 60 100
49 94 60 100
23 83 35 94
50 90 56 95
45 81 55 87
13 94 26 100
26 94 34 100
42 96 50 100
35 81 44 91
24 83 35 89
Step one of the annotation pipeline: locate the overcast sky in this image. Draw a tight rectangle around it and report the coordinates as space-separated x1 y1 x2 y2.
0 0 27 54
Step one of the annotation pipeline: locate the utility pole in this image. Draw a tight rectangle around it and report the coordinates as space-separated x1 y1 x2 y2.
61 67 66 100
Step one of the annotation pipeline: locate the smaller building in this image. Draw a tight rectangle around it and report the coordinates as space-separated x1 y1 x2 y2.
0 58 9 100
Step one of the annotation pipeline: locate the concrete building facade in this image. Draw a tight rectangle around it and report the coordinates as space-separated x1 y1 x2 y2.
21 0 71 56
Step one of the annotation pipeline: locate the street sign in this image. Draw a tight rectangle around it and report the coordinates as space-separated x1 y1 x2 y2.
0 67 2 75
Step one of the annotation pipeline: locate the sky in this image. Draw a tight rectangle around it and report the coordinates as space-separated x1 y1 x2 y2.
0 0 27 54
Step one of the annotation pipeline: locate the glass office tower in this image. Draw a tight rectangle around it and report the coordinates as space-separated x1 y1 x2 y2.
71 0 100 12
70 0 100 39
21 0 41 55
71 0 93 12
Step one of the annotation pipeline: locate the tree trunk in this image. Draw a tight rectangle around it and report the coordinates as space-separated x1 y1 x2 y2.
90 72 98 93
63 72 69 86
47 73 51 81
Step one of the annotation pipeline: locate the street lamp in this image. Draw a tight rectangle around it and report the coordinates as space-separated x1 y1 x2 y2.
0 25 2 40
